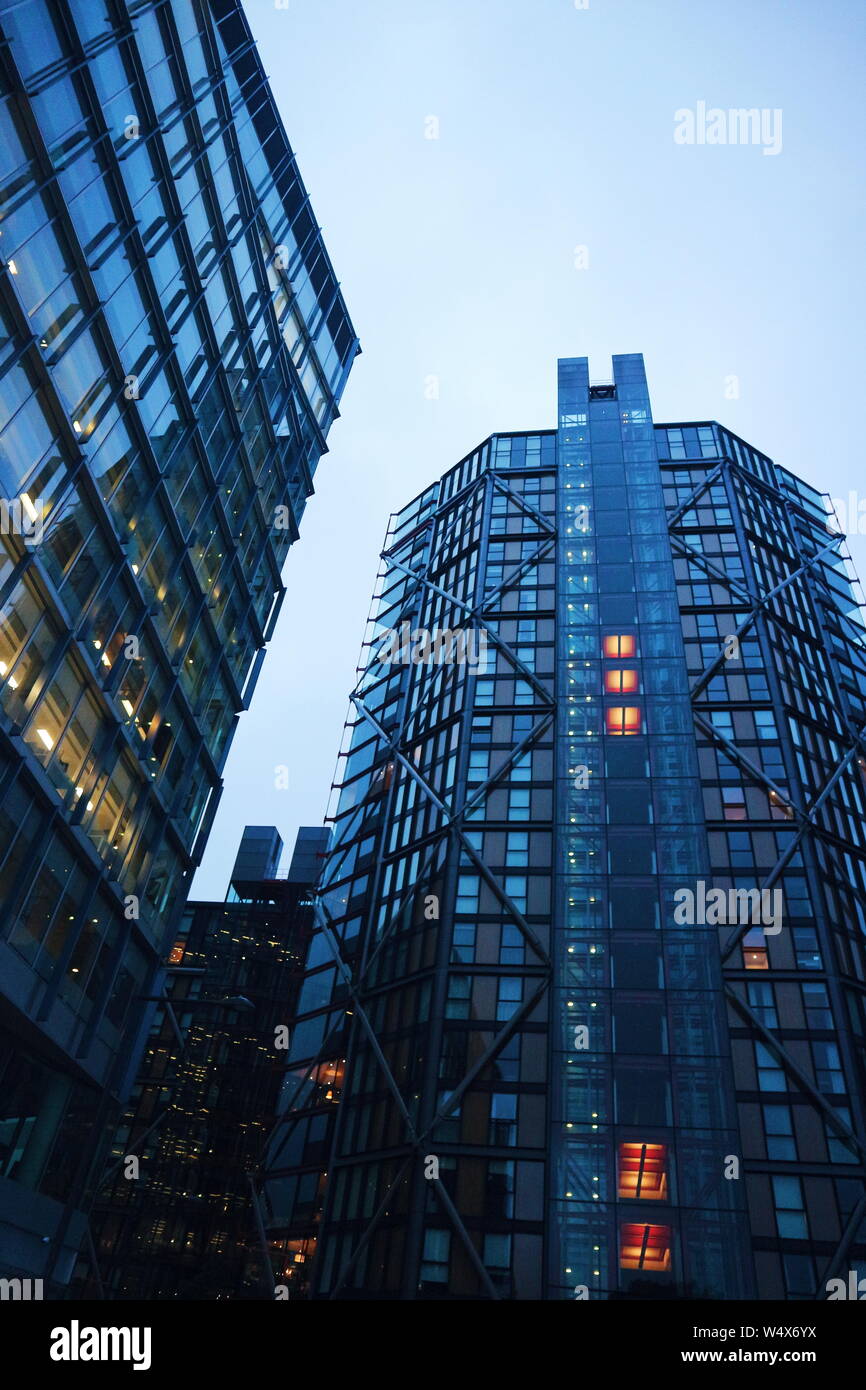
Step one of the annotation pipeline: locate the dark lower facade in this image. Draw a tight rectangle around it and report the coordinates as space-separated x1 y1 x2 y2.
0 0 357 1290
261 354 866 1300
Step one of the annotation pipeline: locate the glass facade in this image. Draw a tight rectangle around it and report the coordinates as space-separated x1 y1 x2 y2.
263 432 557 1298
263 354 866 1300
658 416 866 1299
0 0 357 1288
553 357 752 1300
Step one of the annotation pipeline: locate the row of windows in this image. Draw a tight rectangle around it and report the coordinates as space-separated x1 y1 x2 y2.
657 426 717 460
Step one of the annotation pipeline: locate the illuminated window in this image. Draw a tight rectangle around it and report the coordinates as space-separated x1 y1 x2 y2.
368 761 395 797
620 1223 672 1272
168 941 185 964
743 927 768 970
311 1058 344 1102
606 706 642 736
603 634 636 658
604 669 638 694
744 947 768 970
617 1142 668 1200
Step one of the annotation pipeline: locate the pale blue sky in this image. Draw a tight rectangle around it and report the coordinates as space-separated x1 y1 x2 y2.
194 0 866 896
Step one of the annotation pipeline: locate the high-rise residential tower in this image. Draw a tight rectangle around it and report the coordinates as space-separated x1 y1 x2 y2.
79 825 326 1301
262 354 866 1301
0 0 357 1289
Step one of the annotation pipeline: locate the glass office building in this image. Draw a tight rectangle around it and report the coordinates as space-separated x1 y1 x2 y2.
0 0 358 1289
77 826 325 1300
262 355 866 1300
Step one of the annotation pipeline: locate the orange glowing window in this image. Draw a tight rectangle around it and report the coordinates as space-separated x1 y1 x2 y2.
603 634 636 659
312 1058 345 1101
604 669 639 695
744 947 769 970
768 791 794 821
369 761 395 797
168 941 185 964
620 1223 672 1272
281 1237 315 1282
606 706 642 736
618 1143 668 1200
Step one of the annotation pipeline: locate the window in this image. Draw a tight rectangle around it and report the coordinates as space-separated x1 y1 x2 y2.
496 977 522 1021
486 1159 515 1217
793 927 822 970
420 1229 450 1286
467 750 489 784
456 875 479 914
489 1092 517 1145
511 753 532 782
604 669 638 694
784 876 813 917
783 1254 816 1296
748 980 777 1026
504 875 527 912
802 982 832 1029
463 830 483 859
508 788 530 821
606 706 642 736
620 1223 672 1272
769 790 794 821
603 634 636 658
499 922 523 966
483 1233 511 1287
617 1142 668 1200
727 830 753 868
368 761 394 797
722 787 747 821
516 646 535 673
772 1175 808 1239
505 832 529 867
451 922 475 962
445 974 470 1019
826 1108 858 1164
756 1041 785 1091
517 586 537 612
812 1041 845 1094
667 428 686 459
764 1105 796 1160
698 426 716 457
